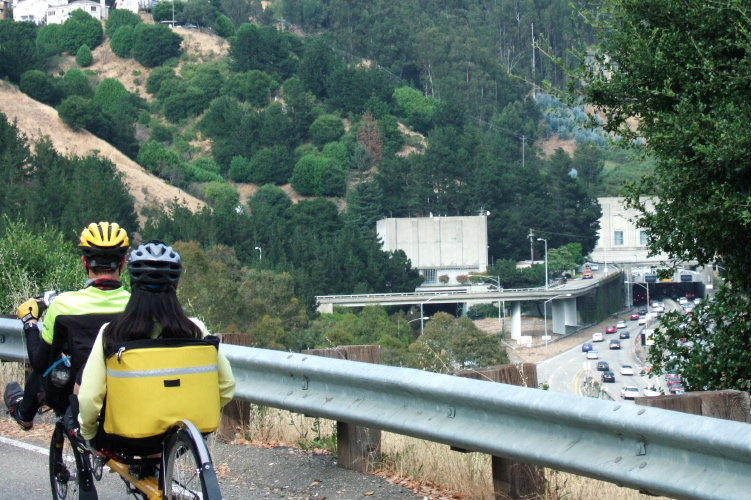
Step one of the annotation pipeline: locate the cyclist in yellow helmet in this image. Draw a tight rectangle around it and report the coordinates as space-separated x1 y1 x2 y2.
4 222 132 430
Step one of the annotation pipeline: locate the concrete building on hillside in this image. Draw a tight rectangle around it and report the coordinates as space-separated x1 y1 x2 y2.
0 0 12 19
13 0 107 23
377 214 488 285
588 197 670 265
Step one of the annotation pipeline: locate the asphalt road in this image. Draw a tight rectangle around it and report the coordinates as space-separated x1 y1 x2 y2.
0 414 420 500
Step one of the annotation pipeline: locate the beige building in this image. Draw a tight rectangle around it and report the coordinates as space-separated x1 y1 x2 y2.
588 197 670 265
377 215 489 285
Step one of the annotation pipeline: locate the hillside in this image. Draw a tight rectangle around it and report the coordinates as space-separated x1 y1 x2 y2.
0 82 204 223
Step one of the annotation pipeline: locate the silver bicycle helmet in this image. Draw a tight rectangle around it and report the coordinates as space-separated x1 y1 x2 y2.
127 240 182 290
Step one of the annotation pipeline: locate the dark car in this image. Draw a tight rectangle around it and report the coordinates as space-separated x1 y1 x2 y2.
619 330 630 339
638 307 647 315
582 342 593 352
596 361 610 371
601 371 616 383
666 374 681 385
605 325 617 334
669 382 685 394
609 339 621 350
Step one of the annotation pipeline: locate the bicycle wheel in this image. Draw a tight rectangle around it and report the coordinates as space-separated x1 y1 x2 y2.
49 422 79 500
162 421 221 500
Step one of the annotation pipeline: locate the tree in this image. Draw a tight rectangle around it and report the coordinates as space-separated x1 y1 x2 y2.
94 78 129 116
19 70 62 106
61 68 93 98
215 14 235 38
133 24 182 67
152 0 184 23
60 10 103 53
110 25 135 58
569 0 751 390
75 44 93 67
57 96 105 131
309 114 344 146
356 113 383 166
105 8 142 37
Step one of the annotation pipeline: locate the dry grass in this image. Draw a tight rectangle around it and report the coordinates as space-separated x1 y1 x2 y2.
232 404 668 500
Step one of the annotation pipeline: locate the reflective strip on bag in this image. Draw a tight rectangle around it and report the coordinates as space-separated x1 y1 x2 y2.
106 364 217 378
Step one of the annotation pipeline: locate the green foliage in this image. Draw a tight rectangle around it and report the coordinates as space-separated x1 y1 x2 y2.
222 70 277 107
0 218 84 314
546 243 585 278
412 312 508 373
75 44 93 67
146 66 177 95
183 161 224 183
0 113 138 240
309 114 343 147
152 0 184 23
19 70 62 106
110 25 135 58
290 154 345 197
229 23 302 80
137 140 182 175
1 21 42 83
36 23 63 59
392 86 436 133
60 10 103 54
133 23 182 67
215 14 235 38
244 145 294 184
105 8 142 37
94 78 128 116
57 96 104 130
61 68 93 98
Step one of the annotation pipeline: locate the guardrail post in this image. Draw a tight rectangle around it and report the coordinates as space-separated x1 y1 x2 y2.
454 363 545 499
636 390 751 423
217 333 252 441
302 345 382 473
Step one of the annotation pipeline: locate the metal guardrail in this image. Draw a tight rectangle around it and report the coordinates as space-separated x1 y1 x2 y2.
1 318 749 500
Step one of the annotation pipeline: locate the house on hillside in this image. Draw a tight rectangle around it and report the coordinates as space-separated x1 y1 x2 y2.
113 0 157 14
0 0 12 19
46 0 107 23
13 0 107 23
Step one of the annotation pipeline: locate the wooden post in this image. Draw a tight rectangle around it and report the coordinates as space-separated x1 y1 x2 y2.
454 364 545 500
217 333 252 442
636 390 751 423
302 345 382 473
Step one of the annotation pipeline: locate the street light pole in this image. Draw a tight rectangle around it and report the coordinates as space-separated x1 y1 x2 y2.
543 293 572 355
254 246 262 262
420 294 449 335
537 238 548 290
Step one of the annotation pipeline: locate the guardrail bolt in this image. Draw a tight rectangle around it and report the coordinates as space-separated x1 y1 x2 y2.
446 407 456 418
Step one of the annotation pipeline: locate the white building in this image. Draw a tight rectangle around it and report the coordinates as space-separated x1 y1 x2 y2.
588 197 670 265
376 215 489 285
46 0 107 23
14 0 106 24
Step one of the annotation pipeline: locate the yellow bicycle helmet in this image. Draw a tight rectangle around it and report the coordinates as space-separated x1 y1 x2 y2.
79 222 130 269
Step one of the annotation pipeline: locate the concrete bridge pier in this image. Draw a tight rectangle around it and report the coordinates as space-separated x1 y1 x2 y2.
551 297 577 334
510 302 522 341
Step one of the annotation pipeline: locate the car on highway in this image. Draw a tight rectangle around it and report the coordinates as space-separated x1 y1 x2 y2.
601 371 616 383
620 386 640 400
629 313 640 321
592 332 604 342
654 304 665 313
616 320 627 329
669 382 685 395
620 365 634 376
582 342 593 352
597 361 610 371
638 316 647 325
609 339 621 350
586 350 599 359
619 330 630 339
638 307 648 315
666 374 681 385
590 263 599 271
678 297 688 305
605 325 617 334
694 297 702 305
643 385 661 397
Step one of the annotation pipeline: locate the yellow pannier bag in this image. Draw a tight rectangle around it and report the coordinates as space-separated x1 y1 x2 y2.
104 338 220 439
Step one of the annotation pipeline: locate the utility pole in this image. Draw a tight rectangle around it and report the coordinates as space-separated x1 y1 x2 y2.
521 135 526 168
528 229 535 264
531 23 535 98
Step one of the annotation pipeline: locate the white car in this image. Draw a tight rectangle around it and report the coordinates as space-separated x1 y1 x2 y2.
638 316 647 325
590 263 599 271
586 350 599 359
620 365 634 376
678 297 688 305
643 385 661 397
592 332 604 342
620 386 640 400
616 321 627 329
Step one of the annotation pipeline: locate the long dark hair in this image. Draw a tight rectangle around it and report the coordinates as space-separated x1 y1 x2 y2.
102 286 201 349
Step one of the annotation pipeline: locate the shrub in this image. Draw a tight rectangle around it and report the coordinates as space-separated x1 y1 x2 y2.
215 14 235 38
75 44 93 67
19 70 62 105
456 275 469 285
438 274 449 284
309 114 344 146
60 10 103 53
105 8 141 37
110 25 134 58
145 66 176 95
61 68 93 98
133 24 182 67
93 78 129 116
